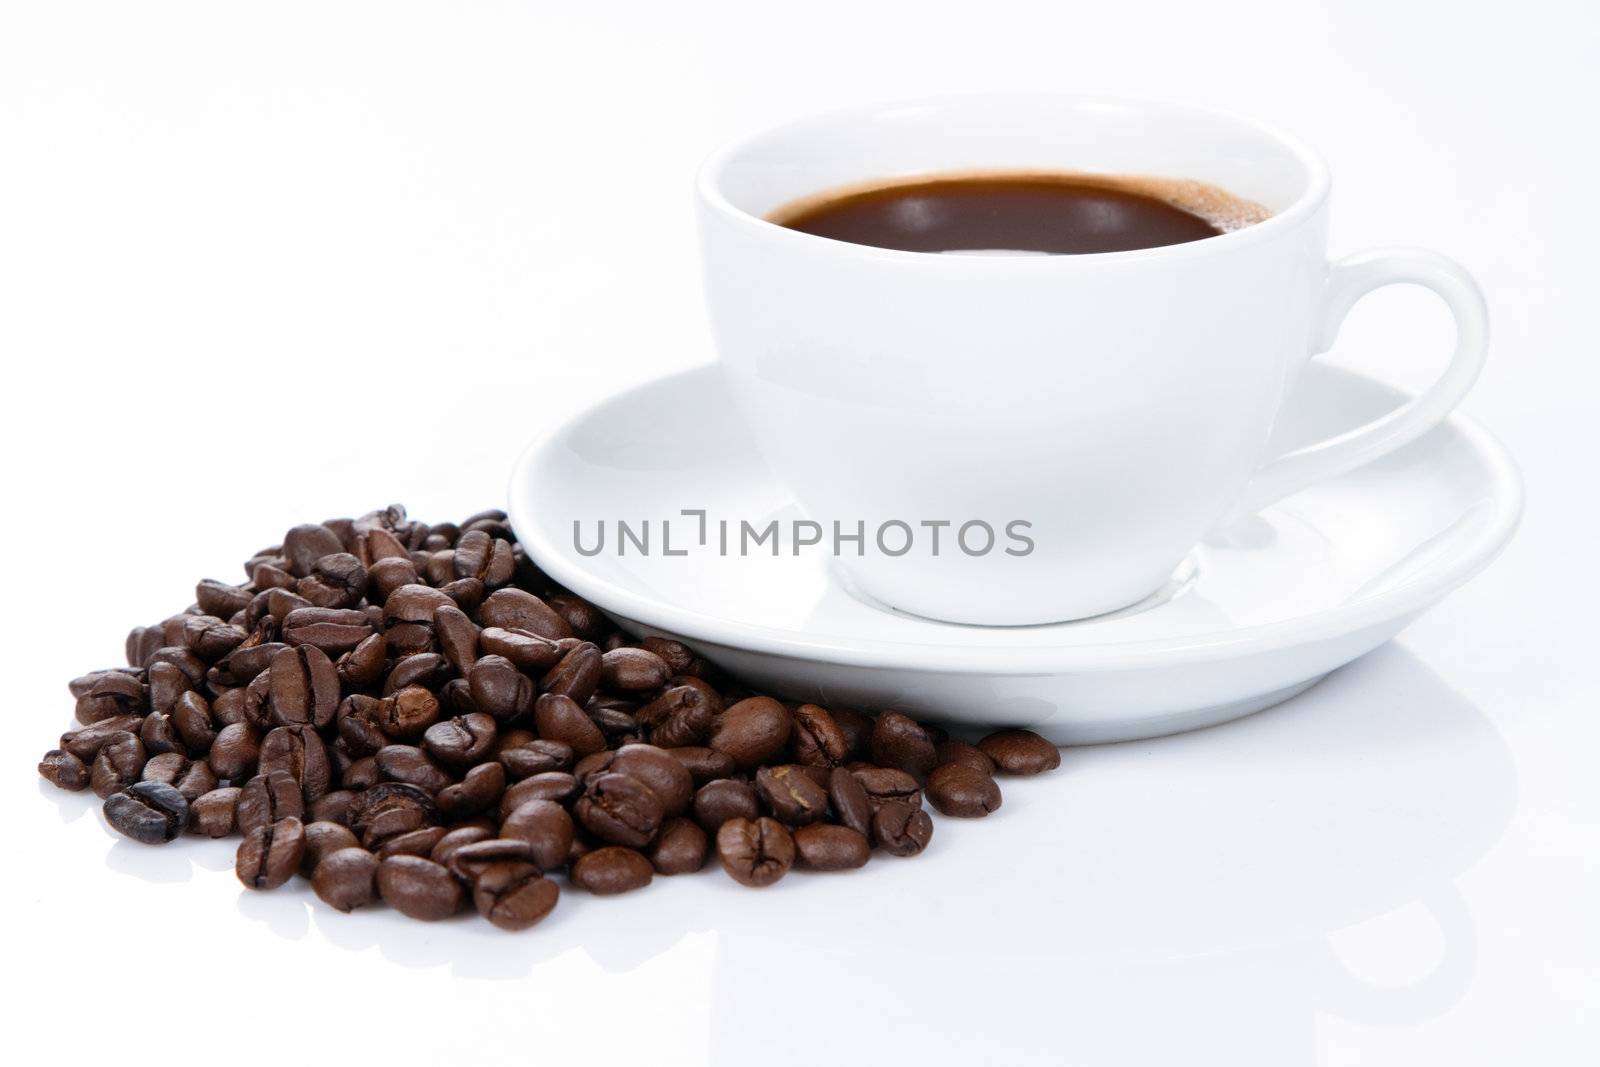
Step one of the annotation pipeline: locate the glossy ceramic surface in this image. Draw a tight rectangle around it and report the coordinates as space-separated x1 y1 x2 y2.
508 361 1521 742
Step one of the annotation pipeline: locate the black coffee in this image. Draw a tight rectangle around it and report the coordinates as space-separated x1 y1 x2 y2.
771 172 1265 254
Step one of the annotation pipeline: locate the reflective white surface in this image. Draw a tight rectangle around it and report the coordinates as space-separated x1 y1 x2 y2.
509 361 1520 740
2 3 1596 1065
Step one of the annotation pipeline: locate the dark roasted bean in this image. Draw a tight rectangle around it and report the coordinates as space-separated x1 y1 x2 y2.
533 693 606 757
574 772 664 848
977 729 1061 775
571 847 653 895
872 801 934 856
435 762 505 819
478 627 562 671
91 731 146 799
312 847 379 912
717 817 794 888
870 711 939 780
793 824 871 871
500 799 575 871
301 821 361 875
498 739 573 780
606 744 694 816
754 764 829 826
473 861 559 930
377 856 463 920
445 839 536 884
926 762 1003 817
852 766 923 812
104 781 190 844
709 697 791 768
600 647 669 691
649 817 708 875
237 817 306 890
501 772 579 810
478 589 571 641
541 643 602 705
188 787 240 837
38 749 89 791
665 746 736 784
423 713 498 766
693 778 760 834
237 770 305 836
934 740 996 776
468 656 534 721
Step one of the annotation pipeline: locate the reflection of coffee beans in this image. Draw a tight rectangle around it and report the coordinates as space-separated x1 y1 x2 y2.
38 505 1063 930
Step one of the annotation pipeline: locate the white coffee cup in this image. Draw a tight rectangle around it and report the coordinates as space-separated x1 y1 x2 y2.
695 93 1487 625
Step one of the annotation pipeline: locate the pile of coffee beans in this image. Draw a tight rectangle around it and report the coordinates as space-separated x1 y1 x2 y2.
38 506 1062 930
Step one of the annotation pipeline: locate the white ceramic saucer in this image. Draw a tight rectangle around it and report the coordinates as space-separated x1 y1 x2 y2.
508 362 1520 743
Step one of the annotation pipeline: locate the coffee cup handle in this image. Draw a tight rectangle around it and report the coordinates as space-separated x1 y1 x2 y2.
1234 248 1489 515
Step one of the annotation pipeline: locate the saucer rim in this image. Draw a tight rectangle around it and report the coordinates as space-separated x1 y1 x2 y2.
507 364 1523 674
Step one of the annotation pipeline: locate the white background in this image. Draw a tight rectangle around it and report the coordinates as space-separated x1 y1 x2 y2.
2 2 1596 1064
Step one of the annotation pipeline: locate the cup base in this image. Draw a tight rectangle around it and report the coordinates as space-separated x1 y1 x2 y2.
830 555 1201 629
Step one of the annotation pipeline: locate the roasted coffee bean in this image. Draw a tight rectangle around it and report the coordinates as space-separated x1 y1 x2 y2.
91 731 147 799
376 745 454 795
607 744 694 816
541 643 602 705
38 749 89 791
348 782 440 850
600 648 669 692
423 713 498 766
376 855 462 919
171 690 217 753
977 729 1061 775
575 772 664 848
852 767 923 812
498 739 573 780
872 801 934 856
693 778 760 833
179 614 248 660
146 662 192 717
501 772 579 810
60 715 143 762
500 799 575 871
666 746 736 785
196 579 254 620
478 588 571 641
533 693 606 757
935 740 995 776
546 593 606 639
298 552 368 608
571 846 653 895
445 839 536 883
640 637 696 675
336 632 388 689
793 824 871 871
717 817 795 888
283 523 345 577
468 656 534 721
375 826 450 860
208 722 261 781
308 789 358 827
433 604 480 675
301 820 361 875
237 770 305 835
709 697 791 768
435 762 505 819
586 701 642 743
430 826 494 868
649 817 708 875
282 607 373 655
831 708 874 761
383 652 449 696
790 704 850 768
104 781 190 844
268 644 339 728
237 817 306 890
68 667 137 700
74 672 146 725
572 750 613 783
640 685 718 749
478 627 563 672
754 765 829 826
376 686 442 741
258 724 332 802
312 847 379 912
188 787 240 837
142 751 216 802
473 861 559 930
870 711 938 780
926 762 1002 817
